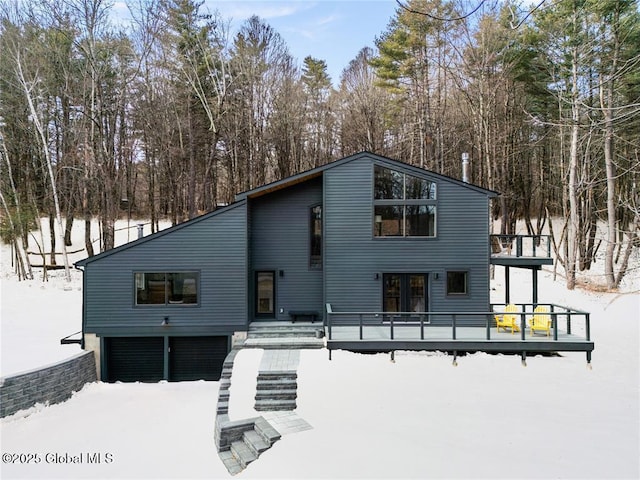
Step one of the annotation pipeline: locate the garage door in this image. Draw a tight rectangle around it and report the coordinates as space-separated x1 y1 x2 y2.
106 337 164 383
169 336 228 381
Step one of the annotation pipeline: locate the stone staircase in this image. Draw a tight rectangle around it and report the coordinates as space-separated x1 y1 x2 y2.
216 324 325 475
243 322 325 349
255 371 298 411
217 416 281 474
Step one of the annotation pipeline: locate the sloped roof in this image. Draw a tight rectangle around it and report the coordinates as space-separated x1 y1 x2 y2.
235 151 499 201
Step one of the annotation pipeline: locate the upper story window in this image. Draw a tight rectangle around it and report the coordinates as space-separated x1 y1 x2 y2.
373 165 437 237
310 204 322 270
135 272 199 305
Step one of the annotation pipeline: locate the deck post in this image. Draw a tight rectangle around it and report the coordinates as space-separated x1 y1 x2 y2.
521 312 526 340
359 314 363 340
551 305 558 341
532 236 537 257
420 316 424 340
586 351 592 366
567 312 572 335
452 314 457 340
532 268 538 305
586 313 591 341
390 315 394 340
521 351 527 366
505 266 510 304
486 314 491 340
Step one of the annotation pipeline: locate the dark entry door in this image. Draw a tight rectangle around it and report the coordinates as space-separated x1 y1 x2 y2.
255 271 275 318
383 274 427 314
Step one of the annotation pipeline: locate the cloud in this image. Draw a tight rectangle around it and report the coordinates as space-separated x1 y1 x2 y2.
207 1 316 22
316 14 339 26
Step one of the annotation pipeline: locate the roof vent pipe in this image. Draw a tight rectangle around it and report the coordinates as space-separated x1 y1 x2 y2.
137 224 144 239
462 152 470 183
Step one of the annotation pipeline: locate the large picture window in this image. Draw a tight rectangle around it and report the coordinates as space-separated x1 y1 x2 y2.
135 272 199 305
374 165 436 237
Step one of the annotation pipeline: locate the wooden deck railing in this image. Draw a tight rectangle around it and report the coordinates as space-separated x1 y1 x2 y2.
490 234 552 259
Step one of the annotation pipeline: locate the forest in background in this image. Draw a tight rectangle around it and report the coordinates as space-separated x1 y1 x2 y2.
0 0 638 289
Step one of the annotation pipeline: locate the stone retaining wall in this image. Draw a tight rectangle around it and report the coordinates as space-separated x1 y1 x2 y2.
0 351 97 418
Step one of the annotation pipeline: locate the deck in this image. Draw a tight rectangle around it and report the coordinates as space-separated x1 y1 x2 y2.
490 234 554 267
325 303 594 363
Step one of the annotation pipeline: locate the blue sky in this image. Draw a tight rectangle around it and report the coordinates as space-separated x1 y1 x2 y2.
208 1 398 84
111 0 399 84
205 0 398 84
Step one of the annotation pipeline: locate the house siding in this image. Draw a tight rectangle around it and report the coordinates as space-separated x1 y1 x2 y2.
250 177 323 320
83 202 248 336
324 155 490 325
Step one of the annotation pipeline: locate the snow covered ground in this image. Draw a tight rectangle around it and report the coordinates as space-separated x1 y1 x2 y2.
1 219 639 479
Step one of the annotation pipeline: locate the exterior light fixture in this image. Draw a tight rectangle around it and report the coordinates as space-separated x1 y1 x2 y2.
161 316 169 326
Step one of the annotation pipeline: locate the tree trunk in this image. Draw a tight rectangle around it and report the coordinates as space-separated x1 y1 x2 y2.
49 213 57 266
15 54 71 281
566 47 580 290
602 8 621 290
64 215 74 247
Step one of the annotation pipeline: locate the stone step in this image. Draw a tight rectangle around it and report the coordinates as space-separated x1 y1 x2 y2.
255 379 297 391
257 370 297 380
255 399 297 411
248 330 321 338
254 417 282 444
255 389 297 401
243 338 325 349
249 322 320 330
243 429 271 457
219 450 243 475
230 440 257 469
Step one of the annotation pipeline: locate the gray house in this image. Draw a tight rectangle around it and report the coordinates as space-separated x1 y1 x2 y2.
75 152 506 382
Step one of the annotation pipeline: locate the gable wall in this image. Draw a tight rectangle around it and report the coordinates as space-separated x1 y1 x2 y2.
324 156 490 324
83 202 248 336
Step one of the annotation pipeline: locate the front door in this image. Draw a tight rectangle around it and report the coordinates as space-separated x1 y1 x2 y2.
255 271 275 318
383 274 427 314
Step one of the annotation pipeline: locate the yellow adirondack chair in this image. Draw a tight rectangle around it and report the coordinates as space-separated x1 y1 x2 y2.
495 304 520 334
529 305 552 336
